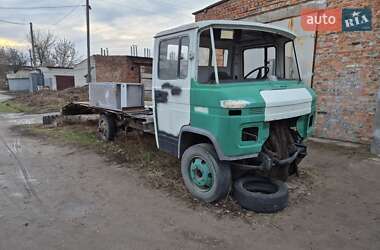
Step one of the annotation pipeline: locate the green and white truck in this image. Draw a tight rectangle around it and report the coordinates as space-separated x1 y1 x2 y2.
57 20 316 209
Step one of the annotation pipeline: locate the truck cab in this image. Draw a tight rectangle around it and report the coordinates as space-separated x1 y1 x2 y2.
153 20 316 203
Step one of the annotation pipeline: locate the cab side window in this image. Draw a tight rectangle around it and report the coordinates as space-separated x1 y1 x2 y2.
159 38 179 80
159 37 189 80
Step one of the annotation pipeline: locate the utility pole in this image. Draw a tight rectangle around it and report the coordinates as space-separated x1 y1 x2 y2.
28 49 33 67
86 0 92 83
29 22 36 67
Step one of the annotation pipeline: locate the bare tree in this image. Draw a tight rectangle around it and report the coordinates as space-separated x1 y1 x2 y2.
0 48 8 89
0 47 27 88
0 47 7 64
28 30 56 66
28 30 80 67
52 39 79 67
0 47 28 71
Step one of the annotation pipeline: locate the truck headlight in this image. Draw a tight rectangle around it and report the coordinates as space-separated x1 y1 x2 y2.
220 100 250 109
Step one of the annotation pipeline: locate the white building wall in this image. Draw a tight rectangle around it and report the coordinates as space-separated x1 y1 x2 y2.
74 57 96 87
271 17 315 86
39 67 74 90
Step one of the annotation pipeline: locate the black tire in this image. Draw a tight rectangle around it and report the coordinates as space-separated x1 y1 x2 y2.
97 114 116 141
181 143 232 203
233 176 288 213
42 115 59 125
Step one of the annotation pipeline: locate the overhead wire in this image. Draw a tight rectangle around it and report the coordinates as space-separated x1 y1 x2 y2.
0 5 85 10
0 2 177 55
0 4 85 26
0 18 26 25
53 5 82 25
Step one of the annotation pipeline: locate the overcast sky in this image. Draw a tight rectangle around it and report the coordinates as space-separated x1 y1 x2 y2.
0 0 215 59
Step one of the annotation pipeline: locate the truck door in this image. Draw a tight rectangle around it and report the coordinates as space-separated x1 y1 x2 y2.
153 35 191 156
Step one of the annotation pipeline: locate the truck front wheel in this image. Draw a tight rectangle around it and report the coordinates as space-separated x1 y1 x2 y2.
181 143 231 203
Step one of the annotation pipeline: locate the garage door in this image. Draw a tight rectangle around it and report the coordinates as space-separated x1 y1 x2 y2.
8 78 31 92
56 75 75 91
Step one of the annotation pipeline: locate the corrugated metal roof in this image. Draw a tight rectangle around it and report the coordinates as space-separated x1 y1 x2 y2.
46 66 74 70
155 20 296 39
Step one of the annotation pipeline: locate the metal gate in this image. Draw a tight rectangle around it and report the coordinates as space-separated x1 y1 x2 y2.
56 75 75 90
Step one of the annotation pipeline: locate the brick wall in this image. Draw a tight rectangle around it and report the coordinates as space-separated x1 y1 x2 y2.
94 56 152 84
313 0 380 143
194 0 380 144
195 0 310 21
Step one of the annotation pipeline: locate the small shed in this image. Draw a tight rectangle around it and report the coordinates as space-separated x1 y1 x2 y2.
40 66 75 91
7 66 75 92
7 68 33 92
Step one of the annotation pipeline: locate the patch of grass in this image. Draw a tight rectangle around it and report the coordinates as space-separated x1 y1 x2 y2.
26 125 99 146
6 99 55 114
0 102 18 113
9 100 33 112
60 129 99 145
0 101 29 113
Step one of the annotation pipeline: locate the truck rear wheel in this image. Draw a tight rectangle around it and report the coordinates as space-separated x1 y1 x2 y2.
98 114 116 141
181 143 231 203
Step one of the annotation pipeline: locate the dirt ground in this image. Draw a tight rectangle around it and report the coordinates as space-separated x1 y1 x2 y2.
0 112 380 249
3 86 88 114
15 123 319 220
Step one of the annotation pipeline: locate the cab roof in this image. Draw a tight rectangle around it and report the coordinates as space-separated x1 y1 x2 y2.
154 20 296 40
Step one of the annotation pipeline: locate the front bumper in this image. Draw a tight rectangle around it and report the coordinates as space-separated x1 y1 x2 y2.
231 143 307 171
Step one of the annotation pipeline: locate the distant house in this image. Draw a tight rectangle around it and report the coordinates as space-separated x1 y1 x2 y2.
74 55 153 97
6 67 34 92
6 66 75 92
40 66 75 91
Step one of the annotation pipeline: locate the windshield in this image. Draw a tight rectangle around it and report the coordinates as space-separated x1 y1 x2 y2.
197 27 301 84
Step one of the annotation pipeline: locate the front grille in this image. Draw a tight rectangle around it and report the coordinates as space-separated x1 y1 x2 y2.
242 127 259 141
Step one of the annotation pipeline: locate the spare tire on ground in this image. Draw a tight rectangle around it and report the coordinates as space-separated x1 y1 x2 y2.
233 176 288 213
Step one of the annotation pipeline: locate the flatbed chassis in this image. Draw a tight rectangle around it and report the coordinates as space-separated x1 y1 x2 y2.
44 102 155 135
45 101 307 180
